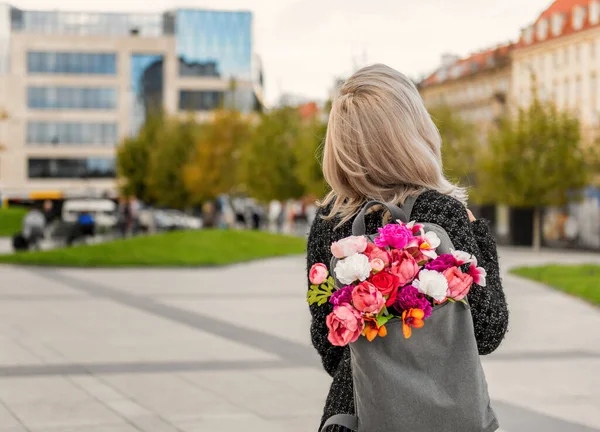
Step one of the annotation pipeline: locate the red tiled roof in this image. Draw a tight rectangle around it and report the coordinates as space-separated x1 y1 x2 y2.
298 102 319 120
421 44 514 87
540 0 588 19
518 0 599 48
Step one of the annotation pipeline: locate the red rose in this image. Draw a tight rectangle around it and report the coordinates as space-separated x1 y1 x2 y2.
370 270 400 296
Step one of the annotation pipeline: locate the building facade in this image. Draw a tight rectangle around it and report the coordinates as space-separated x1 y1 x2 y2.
0 4 263 199
512 0 600 138
419 45 513 142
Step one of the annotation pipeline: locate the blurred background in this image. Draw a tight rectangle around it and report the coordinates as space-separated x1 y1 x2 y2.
0 1 599 431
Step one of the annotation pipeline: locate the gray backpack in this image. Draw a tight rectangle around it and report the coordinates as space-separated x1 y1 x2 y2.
322 199 499 432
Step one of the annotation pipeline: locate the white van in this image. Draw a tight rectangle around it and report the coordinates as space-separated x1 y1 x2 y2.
61 199 117 228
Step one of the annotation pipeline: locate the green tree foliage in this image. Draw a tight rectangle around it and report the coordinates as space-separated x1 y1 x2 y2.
116 114 162 202
240 107 306 202
146 116 198 209
482 94 594 249
429 105 478 189
183 110 252 203
293 119 329 199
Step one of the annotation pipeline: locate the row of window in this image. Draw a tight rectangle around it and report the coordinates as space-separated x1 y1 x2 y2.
28 158 116 179
28 52 117 75
179 90 223 111
26 87 254 112
522 40 598 79
28 87 117 110
27 122 118 145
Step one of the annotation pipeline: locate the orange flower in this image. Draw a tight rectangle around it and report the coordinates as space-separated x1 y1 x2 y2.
362 316 388 342
402 308 425 339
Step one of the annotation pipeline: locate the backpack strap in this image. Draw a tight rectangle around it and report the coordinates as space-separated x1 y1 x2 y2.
399 191 426 220
320 414 359 432
352 201 408 236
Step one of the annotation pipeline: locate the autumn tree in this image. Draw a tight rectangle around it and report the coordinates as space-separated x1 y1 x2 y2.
183 109 252 203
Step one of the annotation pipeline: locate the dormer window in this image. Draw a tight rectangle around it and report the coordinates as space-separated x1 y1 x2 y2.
537 19 548 40
523 25 534 44
552 13 564 36
573 5 587 30
591 0 600 24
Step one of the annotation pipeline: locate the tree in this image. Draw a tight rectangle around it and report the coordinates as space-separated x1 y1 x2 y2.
293 119 329 199
481 94 594 250
146 116 198 209
183 110 252 203
116 114 162 202
240 107 305 202
429 105 479 191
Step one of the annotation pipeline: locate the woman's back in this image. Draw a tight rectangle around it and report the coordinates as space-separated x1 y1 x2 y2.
308 191 507 431
306 64 508 431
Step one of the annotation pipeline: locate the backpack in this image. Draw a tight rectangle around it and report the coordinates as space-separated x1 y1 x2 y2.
322 197 498 432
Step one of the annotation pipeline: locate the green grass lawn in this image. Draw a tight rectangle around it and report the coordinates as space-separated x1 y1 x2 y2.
512 264 600 306
0 207 27 237
0 229 307 267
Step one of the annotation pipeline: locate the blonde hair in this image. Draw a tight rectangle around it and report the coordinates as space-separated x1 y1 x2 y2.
321 63 466 225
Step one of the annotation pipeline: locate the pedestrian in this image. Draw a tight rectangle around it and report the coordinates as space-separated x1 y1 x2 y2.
307 64 508 432
21 204 45 250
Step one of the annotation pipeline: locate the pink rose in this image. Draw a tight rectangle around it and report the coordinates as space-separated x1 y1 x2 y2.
352 281 385 314
375 223 413 250
330 236 368 259
309 263 329 285
443 267 473 301
389 250 420 286
370 258 385 272
364 243 390 266
326 305 364 346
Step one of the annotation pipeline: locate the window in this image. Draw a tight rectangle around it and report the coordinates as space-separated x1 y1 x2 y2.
28 158 116 179
27 52 117 74
175 10 251 80
564 78 570 108
576 76 582 107
591 40 596 59
27 87 117 109
26 122 117 145
179 90 224 111
576 44 581 63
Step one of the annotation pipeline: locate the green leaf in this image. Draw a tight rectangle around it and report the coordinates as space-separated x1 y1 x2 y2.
459 298 468 305
382 306 389 316
446 298 456 303
376 313 395 328
307 282 335 306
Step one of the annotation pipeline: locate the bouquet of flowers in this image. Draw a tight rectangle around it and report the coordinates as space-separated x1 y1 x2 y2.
307 220 486 346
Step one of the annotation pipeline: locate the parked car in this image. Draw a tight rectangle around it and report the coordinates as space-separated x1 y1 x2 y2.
62 199 117 229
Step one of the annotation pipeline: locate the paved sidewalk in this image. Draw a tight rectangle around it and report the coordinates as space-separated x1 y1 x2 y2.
0 247 598 431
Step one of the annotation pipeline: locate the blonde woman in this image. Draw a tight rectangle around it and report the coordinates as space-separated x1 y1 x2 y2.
307 64 508 431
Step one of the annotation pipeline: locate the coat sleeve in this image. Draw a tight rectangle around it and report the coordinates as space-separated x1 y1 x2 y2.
307 208 349 376
413 193 509 355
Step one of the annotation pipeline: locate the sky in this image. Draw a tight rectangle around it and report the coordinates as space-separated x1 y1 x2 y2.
7 0 554 105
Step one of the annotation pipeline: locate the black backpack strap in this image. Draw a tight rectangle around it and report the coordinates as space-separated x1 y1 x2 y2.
352 201 408 236
320 414 359 432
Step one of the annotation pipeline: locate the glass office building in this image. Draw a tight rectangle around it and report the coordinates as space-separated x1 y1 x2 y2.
176 9 252 81
0 4 262 197
130 54 164 136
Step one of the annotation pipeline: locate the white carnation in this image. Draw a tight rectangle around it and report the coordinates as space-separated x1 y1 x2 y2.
334 253 372 285
413 269 448 302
